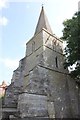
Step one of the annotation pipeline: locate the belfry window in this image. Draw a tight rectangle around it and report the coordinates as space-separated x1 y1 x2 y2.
52 40 54 49
55 56 58 68
32 41 35 52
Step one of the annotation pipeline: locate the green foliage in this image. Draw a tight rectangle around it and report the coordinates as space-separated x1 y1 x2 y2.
62 11 80 82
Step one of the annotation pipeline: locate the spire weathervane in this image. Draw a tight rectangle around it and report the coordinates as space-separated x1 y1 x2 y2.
42 4 44 9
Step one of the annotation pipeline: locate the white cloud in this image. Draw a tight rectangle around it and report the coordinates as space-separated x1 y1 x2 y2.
0 0 9 10
0 16 8 26
0 58 19 69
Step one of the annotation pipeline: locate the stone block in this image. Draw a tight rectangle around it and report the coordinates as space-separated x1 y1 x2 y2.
18 93 49 118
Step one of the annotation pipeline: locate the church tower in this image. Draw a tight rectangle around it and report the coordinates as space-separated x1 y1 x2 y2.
17 6 79 119
2 6 79 119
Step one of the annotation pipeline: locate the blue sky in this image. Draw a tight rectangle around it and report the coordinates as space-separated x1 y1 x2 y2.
0 0 79 85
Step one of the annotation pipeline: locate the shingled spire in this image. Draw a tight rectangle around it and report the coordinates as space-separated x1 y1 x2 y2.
34 6 53 35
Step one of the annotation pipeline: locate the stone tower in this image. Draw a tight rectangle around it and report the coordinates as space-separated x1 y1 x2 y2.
2 7 80 119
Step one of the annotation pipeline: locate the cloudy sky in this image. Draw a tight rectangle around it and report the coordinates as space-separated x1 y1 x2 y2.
0 0 79 85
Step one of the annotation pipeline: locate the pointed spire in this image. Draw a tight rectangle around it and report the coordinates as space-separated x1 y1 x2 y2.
34 6 53 35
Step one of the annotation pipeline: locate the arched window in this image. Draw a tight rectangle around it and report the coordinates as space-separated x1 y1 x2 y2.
32 41 35 52
55 56 58 68
52 40 54 49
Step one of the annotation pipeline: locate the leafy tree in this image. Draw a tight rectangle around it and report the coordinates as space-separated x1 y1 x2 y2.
62 11 80 83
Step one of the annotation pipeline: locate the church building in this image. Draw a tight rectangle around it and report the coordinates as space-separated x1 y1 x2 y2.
2 6 80 119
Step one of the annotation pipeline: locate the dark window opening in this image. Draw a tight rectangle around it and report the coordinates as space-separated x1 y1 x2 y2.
32 41 35 52
55 57 58 68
